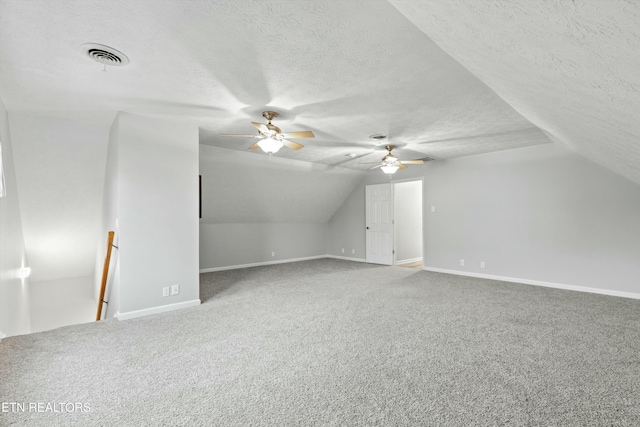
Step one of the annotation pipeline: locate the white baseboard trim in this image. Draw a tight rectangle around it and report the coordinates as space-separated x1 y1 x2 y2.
325 255 367 263
423 267 640 300
200 255 327 273
115 299 201 321
396 257 422 265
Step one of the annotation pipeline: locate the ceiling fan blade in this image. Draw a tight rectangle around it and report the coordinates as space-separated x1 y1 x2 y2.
281 130 315 139
368 164 383 170
400 159 425 165
248 143 260 150
282 139 304 150
398 164 408 169
221 134 256 137
251 122 269 133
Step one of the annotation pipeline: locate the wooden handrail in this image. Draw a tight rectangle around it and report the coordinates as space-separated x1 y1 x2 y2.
96 231 115 321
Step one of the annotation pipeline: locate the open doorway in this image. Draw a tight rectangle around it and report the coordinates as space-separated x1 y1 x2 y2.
393 179 423 269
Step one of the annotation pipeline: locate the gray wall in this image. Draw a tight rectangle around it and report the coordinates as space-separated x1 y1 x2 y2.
0 99 31 337
30 276 94 333
424 143 640 293
200 223 328 270
328 143 640 294
199 144 364 270
394 180 423 262
326 178 366 260
328 167 425 260
101 113 200 316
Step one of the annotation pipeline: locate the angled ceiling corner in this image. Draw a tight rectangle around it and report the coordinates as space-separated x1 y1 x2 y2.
389 0 640 185
199 144 366 224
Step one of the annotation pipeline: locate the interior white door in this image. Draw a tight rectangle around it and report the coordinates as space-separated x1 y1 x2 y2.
365 183 394 265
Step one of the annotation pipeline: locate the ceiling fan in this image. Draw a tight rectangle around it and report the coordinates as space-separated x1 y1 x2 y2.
368 145 425 174
221 111 315 155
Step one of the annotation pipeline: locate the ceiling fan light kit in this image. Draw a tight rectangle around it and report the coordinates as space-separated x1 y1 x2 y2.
221 111 314 156
222 114 430 169
257 138 284 155
381 164 400 174
367 145 425 175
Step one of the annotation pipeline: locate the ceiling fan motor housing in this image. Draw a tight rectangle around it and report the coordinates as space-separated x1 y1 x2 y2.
265 123 281 135
262 111 278 122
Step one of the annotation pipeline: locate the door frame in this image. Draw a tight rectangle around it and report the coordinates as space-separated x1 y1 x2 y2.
391 177 424 266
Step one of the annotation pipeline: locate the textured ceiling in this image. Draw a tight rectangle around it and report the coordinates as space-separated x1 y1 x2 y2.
1 0 638 282
0 0 550 170
389 0 640 184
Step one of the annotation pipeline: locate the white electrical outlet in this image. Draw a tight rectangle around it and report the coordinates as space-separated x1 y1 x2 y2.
352 249 355 254
431 206 436 213
341 248 345 253
162 287 170 297
271 251 275 257
480 261 486 269
171 284 179 295
460 259 465 266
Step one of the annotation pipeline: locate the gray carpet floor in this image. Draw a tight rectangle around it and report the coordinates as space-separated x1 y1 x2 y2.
1 258 639 426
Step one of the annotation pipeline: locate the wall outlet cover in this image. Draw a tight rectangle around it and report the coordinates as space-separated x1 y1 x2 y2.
171 284 179 295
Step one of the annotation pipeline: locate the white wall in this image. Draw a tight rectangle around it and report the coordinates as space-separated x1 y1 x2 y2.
200 223 328 270
423 143 640 294
95 115 121 318
326 178 366 260
0 98 30 337
29 276 94 333
114 113 200 316
328 143 640 295
199 145 365 224
394 180 423 263
8 113 109 283
328 168 424 260
199 144 364 269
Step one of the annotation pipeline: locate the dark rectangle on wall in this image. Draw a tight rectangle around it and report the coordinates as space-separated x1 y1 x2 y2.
199 175 202 219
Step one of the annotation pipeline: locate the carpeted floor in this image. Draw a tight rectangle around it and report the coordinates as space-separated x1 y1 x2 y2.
1 258 639 426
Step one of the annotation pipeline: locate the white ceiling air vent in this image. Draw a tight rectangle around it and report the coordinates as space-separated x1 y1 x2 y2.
81 43 129 66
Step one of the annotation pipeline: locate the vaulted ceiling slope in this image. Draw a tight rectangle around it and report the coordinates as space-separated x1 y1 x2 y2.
0 0 550 166
200 145 365 224
389 0 640 185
